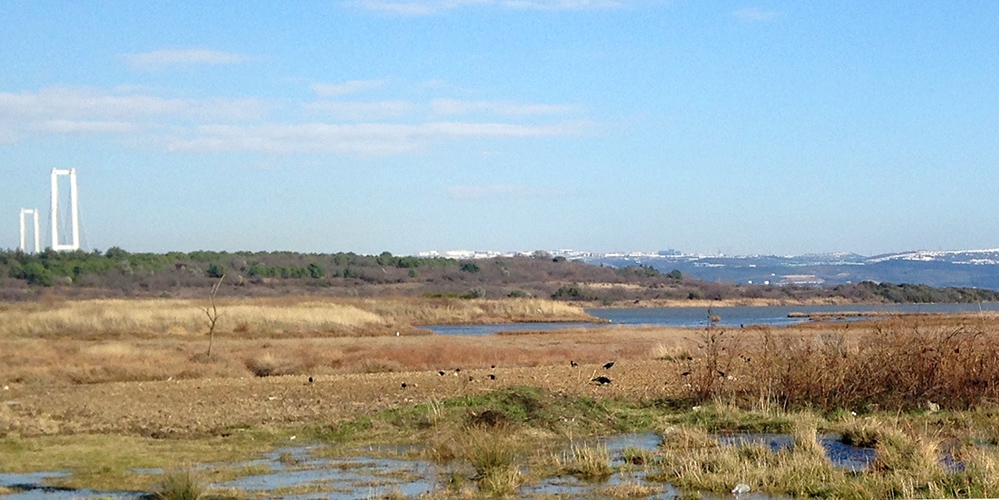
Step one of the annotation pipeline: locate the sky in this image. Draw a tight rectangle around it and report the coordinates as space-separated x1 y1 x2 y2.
1 1 997 257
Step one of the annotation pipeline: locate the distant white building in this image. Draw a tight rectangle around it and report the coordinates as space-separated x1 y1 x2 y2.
780 274 825 286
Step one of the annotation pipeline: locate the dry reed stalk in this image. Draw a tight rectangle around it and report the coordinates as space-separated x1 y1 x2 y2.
0 296 593 341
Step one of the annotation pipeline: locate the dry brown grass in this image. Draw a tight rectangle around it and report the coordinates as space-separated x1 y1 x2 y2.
670 315 999 411
5 297 999 419
0 296 593 341
0 318 674 386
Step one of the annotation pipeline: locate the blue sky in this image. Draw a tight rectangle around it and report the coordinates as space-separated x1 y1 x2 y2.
1 1 997 256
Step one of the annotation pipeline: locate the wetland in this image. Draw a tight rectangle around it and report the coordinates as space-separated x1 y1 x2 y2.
3 295 999 499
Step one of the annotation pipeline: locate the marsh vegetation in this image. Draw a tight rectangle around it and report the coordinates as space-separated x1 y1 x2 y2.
3 295 999 498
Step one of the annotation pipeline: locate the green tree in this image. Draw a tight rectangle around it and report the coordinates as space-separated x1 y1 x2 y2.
17 262 54 286
307 262 326 279
207 263 226 279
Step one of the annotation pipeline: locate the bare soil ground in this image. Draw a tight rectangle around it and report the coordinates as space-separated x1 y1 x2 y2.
3 305 996 440
2 356 680 438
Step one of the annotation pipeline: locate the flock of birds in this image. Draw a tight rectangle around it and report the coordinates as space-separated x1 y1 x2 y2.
385 360 619 389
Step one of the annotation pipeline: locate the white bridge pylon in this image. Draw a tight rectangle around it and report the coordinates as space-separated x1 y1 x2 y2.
19 208 40 253
50 168 80 251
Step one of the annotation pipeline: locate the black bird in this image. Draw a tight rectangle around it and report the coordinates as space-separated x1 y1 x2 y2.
570 360 579 367
717 370 726 378
468 376 474 382
680 371 690 377
603 362 615 370
308 376 314 383
489 374 496 380
455 368 462 373
401 382 408 388
491 365 496 369
591 376 612 385
438 370 446 376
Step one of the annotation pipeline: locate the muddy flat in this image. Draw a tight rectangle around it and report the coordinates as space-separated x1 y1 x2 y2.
3 359 681 437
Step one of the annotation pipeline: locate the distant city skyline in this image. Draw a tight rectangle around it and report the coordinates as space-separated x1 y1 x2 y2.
2 2 997 256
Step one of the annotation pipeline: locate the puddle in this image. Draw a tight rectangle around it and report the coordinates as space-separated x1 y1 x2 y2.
717 433 794 453
819 435 876 472
715 433 877 471
525 473 682 498
214 452 436 499
0 471 141 500
521 433 665 497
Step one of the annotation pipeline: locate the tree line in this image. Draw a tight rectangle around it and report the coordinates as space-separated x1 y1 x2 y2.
1 247 997 304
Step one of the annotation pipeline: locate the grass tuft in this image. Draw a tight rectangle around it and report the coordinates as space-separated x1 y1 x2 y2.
555 442 612 480
476 465 522 497
154 469 206 500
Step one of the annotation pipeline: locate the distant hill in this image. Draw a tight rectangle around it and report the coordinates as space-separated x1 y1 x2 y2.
1 247 998 304
582 249 999 291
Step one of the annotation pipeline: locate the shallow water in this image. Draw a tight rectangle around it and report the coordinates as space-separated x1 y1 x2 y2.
0 431 920 499
523 433 674 498
716 432 876 471
214 444 436 499
424 302 999 335
0 471 139 500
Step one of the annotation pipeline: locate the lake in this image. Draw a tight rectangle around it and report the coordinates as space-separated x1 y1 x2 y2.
424 302 999 336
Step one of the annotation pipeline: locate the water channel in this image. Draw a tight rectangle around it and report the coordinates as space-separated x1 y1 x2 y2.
425 302 999 335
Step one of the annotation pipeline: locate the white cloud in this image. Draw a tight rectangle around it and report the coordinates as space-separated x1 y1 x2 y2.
122 49 252 71
431 98 581 116
304 100 414 119
500 0 623 9
0 126 17 144
353 0 621 14
732 7 781 22
34 120 140 134
0 87 266 122
0 86 592 158
447 184 573 199
311 80 387 97
165 120 592 156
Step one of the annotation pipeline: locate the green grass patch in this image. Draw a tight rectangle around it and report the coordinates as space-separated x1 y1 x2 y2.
0 427 301 491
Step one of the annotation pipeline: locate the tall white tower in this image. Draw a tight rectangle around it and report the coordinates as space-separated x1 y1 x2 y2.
50 168 80 251
19 208 41 253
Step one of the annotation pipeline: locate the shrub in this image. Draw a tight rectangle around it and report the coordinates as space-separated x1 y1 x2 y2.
13 262 54 286
206 263 225 279
307 262 325 279
460 262 482 273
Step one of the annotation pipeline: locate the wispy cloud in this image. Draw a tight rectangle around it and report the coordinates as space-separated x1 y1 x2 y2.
354 0 621 14
431 98 581 116
122 49 252 71
311 80 387 97
0 87 267 121
305 100 414 119
0 87 266 141
34 120 141 134
731 7 781 22
1 85 591 158
447 184 574 200
164 120 592 156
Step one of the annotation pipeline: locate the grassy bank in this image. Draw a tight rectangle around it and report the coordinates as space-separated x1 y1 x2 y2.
6 389 999 499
